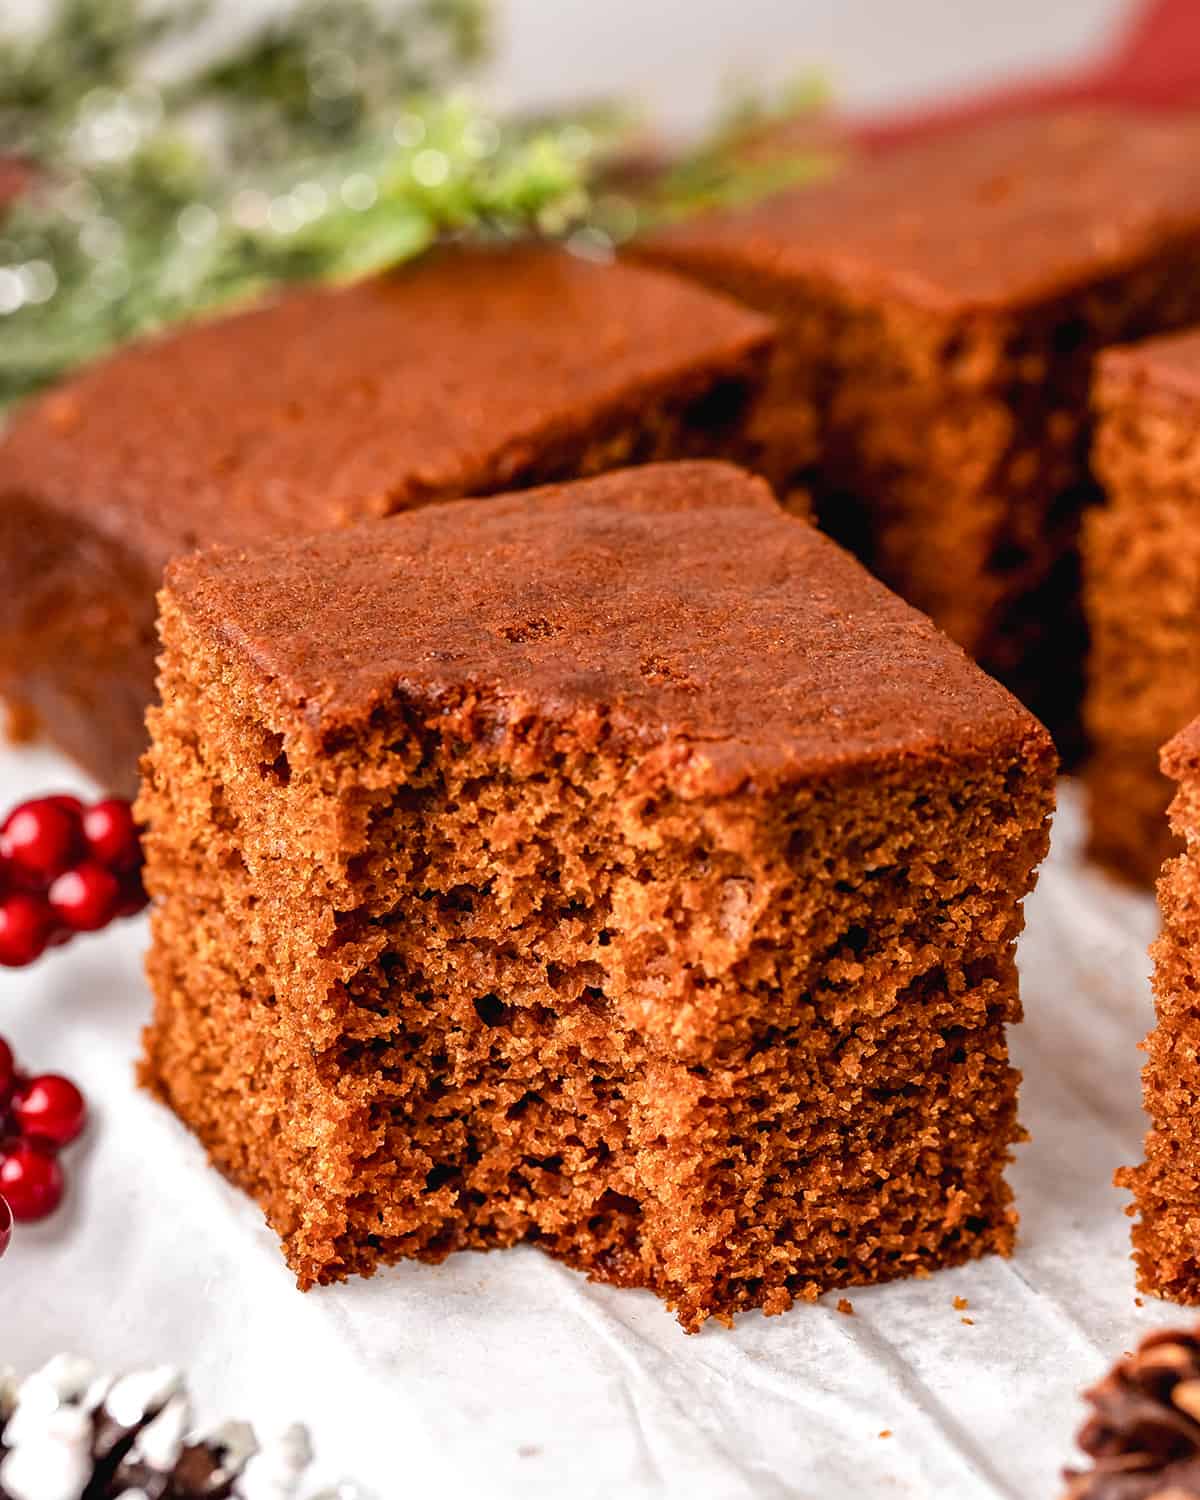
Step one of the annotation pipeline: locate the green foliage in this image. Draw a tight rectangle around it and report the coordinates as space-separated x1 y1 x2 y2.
0 0 595 404
0 0 833 407
636 74 838 221
187 0 492 155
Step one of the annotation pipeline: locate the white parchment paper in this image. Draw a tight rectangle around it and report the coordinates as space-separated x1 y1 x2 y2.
0 736 1179 1500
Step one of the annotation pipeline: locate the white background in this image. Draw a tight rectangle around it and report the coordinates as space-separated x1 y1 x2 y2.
8 0 1129 133
2 2 1175 1498
489 0 1125 135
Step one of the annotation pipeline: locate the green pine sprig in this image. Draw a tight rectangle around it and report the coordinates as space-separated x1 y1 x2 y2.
0 0 607 404
0 0 834 408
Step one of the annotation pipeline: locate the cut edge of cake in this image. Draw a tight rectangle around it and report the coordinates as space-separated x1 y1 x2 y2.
138 461 1056 1330
1119 716 1200 1300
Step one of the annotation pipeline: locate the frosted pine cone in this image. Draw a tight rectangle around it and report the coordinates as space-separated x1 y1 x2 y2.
0 1356 360 1500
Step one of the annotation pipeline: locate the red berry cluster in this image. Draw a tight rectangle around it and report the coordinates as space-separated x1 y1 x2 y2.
0 795 146 967
0 1034 86 1249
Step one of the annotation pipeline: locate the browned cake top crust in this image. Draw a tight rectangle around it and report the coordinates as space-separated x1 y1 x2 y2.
165 460 1051 795
1098 326 1200 405
0 244 772 569
641 111 1200 315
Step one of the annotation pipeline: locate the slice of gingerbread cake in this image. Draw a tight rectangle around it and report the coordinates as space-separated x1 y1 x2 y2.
138 460 1055 1332
1121 719 1200 1300
635 111 1200 746
0 244 772 795
1084 331 1200 885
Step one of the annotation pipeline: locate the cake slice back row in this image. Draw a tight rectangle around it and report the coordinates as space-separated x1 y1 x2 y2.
10 111 1200 795
1084 330 1200 884
0 245 772 793
638 109 1200 748
138 460 1055 1331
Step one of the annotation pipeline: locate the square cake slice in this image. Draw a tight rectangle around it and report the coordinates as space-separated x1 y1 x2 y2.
1083 331 1200 885
634 110 1200 745
138 460 1055 1331
1121 719 1200 1299
0 244 772 795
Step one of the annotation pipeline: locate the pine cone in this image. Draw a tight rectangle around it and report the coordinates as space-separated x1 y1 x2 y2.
1064 1326 1200 1498
0 1356 360 1500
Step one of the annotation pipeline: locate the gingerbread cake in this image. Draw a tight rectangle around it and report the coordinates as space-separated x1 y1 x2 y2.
1084 331 1200 885
0 243 772 795
1120 718 1200 1300
1062 1323 1200 1499
634 110 1200 744
138 460 1055 1332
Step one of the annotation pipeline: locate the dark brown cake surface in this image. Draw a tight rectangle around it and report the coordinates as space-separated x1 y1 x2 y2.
0 243 771 791
1 244 771 566
140 461 1055 1332
1084 328 1200 884
173 460 1039 785
645 110 1200 313
635 110 1200 754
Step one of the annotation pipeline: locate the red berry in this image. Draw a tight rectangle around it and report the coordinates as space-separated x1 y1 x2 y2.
0 1039 12 1103
13 1074 86 1148
0 1194 11 1257
47 795 84 819
0 892 52 966
48 862 119 933
82 798 141 873
0 1140 64 1221
1 798 80 885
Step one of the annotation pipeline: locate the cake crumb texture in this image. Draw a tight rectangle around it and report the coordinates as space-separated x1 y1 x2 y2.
1121 718 1200 1300
1083 330 1200 884
138 461 1055 1331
